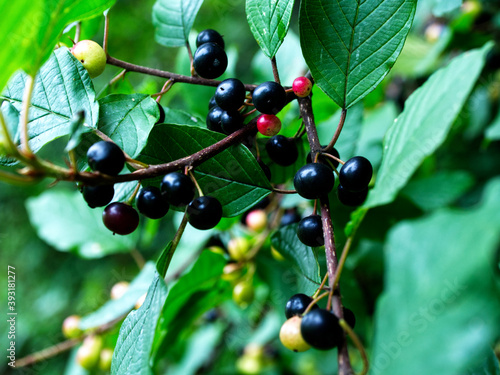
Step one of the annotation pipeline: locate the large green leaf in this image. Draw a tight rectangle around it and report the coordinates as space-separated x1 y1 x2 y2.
1 48 99 153
246 0 294 58
111 273 168 375
371 177 500 375
98 94 159 158
271 224 321 294
365 43 492 209
1 0 115 86
299 0 417 109
138 124 272 217
79 262 156 330
152 0 204 47
26 189 138 258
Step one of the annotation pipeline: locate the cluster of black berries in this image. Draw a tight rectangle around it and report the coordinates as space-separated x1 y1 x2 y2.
280 293 356 352
82 141 223 235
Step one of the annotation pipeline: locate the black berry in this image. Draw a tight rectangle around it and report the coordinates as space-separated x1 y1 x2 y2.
136 186 169 219
161 172 195 206
87 141 125 176
252 81 286 115
306 147 340 170
265 135 298 166
193 42 228 79
215 78 246 111
337 185 368 207
285 293 318 319
300 309 343 350
82 184 115 208
206 106 224 133
196 29 225 49
187 196 223 230
103 202 139 235
208 95 217 110
297 215 324 247
342 307 356 329
339 156 373 192
293 163 335 199
221 110 243 134
156 102 165 124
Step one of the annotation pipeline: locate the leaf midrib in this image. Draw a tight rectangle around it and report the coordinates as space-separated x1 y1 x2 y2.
343 0 360 110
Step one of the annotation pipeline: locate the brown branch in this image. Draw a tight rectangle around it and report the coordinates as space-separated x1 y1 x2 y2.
298 96 353 375
271 56 281 84
324 108 347 152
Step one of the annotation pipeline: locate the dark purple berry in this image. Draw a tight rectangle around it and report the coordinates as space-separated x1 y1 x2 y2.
252 81 286 115
300 309 343 350
265 135 298 166
87 141 125 176
285 293 318 319
221 110 243 134
293 163 335 199
187 196 223 230
337 185 368 207
136 186 169 219
206 106 224 133
215 78 246 111
196 29 225 49
161 172 195 207
339 156 373 192
82 184 115 208
193 42 228 79
103 202 139 235
297 215 324 247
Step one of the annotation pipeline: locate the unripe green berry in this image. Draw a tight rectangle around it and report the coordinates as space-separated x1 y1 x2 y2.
62 315 83 339
233 280 254 307
110 281 129 300
227 237 252 261
98 348 113 371
280 316 311 352
76 335 103 370
71 40 107 78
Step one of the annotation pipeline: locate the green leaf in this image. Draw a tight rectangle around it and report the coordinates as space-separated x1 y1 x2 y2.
138 124 272 217
65 111 86 152
371 177 500 375
152 0 204 47
246 0 294 58
401 171 475 211
299 0 417 109
1 48 99 153
26 189 138 258
271 224 321 294
79 262 156 330
1 0 115 85
111 273 168 375
365 43 492 209
162 106 204 127
430 0 462 17
98 94 159 158
485 107 500 141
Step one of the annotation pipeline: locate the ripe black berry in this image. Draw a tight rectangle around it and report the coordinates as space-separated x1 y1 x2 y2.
337 184 368 207
285 293 318 319
103 202 139 235
136 186 169 219
206 106 224 133
196 29 225 49
300 309 343 350
221 110 243 134
280 208 301 226
215 78 246 111
82 184 115 208
342 307 356 329
297 215 324 247
187 196 223 230
306 147 340 170
156 102 165 124
193 42 228 79
265 135 298 166
293 163 335 199
161 172 195 206
208 95 217 110
87 141 125 176
252 81 286 115
339 156 373 192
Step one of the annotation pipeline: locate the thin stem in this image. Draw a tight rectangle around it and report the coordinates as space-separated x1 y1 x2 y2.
0 109 19 156
303 291 329 315
271 56 281 84
339 319 369 375
20 74 36 158
108 69 127 86
126 182 141 205
312 273 329 299
186 41 196 76
163 210 190 281
313 199 318 215
0 169 35 184
188 169 203 196
130 248 146 269
272 188 297 194
333 237 353 291
322 151 345 166
154 79 174 101
324 109 347 152
107 55 257 91
103 11 110 54
74 22 81 44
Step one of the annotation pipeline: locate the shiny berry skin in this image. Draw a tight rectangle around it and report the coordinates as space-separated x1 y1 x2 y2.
343 307 356 329
265 135 298 166
208 95 217 110
300 309 343 350
221 110 243 134
293 163 335 199
292 76 313 97
71 40 106 78
215 78 246 111
297 215 324 247
187 196 223 230
161 172 195 206
193 42 228 79
337 185 368 207
285 293 318 319
280 316 311 352
257 114 281 136
87 141 125 176
252 81 286 115
103 202 140 235
339 156 373 192
136 186 169 219
196 29 225 49
82 184 114 208
156 102 165 124
306 147 340 170
280 209 301 226
206 106 224 133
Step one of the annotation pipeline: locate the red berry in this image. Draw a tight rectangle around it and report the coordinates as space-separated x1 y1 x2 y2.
292 77 312 98
103 202 139 235
257 114 281 136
